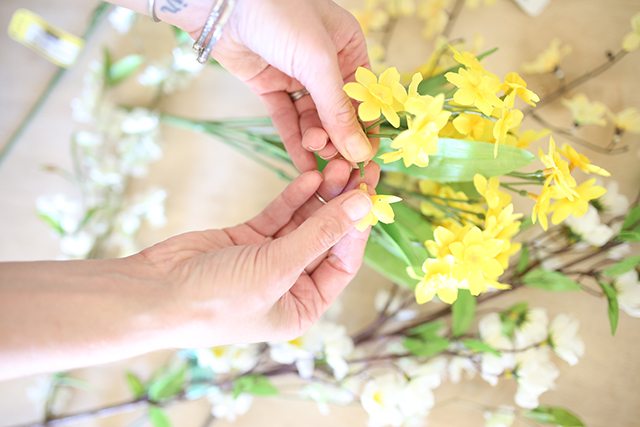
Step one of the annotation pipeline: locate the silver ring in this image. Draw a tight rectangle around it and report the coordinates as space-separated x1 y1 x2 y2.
288 89 310 102
314 192 327 205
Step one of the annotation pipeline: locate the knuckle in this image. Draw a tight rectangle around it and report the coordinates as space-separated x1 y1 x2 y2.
314 216 345 248
331 96 358 126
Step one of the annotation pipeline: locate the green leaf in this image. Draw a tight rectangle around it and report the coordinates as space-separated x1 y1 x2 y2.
598 282 619 335
603 255 640 277
379 138 535 183
516 245 530 274
461 339 500 356
500 302 529 338
451 290 476 337
523 269 582 292
618 230 640 242
107 54 144 86
408 320 445 339
379 221 429 275
621 205 640 231
393 203 434 243
125 371 146 399
365 238 417 289
403 336 450 357
148 407 172 427
232 375 278 399
148 365 187 402
524 406 585 426
37 212 65 235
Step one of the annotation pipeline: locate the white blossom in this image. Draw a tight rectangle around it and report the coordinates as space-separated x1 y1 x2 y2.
360 373 434 427
514 348 558 408
599 180 629 217
269 321 353 380
207 388 253 422
299 383 354 415
138 65 168 87
514 308 548 349
549 314 584 365
447 355 477 383
59 232 95 259
484 407 516 427
108 7 136 33
71 61 103 123
565 205 614 247
615 270 640 317
608 243 631 260
195 345 260 375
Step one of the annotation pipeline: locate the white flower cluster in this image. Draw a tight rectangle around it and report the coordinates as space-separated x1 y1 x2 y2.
476 308 584 408
615 269 640 317
138 45 205 95
269 320 354 380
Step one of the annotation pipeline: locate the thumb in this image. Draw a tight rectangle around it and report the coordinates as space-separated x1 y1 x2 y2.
267 189 372 277
298 53 372 163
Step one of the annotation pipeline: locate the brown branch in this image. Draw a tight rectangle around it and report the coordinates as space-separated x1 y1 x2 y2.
442 0 465 37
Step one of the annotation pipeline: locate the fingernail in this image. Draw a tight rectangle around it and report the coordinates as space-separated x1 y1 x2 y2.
341 191 372 221
344 133 372 162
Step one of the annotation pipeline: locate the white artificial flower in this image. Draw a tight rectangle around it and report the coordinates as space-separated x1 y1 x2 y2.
360 373 434 427
599 180 629 217
480 353 515 386
565 205 614 247
108 7 136 33
71 61 103 123
514 308 548 349
172 45 205 74
514 348 558 408
607 243 631 260
36 194 83 233
138 65 168 87
398 357 447 390
615 270 640 317
121 109 159 135
299 383 354 415
479 313 512 349
484 407 516 427
447 356 476 383
374 289 417 321
195 345 260 375
269 321 353 380
549 314 584 365
60 232 95 259
74 131 102 147
207 388 253 422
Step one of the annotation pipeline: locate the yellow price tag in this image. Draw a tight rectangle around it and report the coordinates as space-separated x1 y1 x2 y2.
8 9 84 68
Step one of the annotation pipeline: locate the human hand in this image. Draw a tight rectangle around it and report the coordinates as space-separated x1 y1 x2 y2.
138 161 380 347
187 0 374 171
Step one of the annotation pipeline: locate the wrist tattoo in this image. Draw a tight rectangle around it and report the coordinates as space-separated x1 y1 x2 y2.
160 0 189 14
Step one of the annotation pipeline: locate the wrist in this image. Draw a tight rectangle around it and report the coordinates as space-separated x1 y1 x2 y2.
154 0 214 34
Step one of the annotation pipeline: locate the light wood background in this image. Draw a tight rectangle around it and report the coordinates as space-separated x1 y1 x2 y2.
0 0 639 426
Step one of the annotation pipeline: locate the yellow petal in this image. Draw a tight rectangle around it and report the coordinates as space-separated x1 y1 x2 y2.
355 66 377 87
343 82 369 102
358 102 381 122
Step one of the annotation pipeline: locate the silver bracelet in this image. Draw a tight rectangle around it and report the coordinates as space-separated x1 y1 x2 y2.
193 0 236 64
148 0 161 22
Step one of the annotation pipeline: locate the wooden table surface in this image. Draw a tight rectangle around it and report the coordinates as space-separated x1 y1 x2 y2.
0 0 638 426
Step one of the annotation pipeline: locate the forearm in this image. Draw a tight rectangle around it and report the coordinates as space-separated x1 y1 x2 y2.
107 0 212 33
0 256 178 380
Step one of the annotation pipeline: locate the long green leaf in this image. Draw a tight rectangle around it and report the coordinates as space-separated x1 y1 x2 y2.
603 255 640 277
598 282 619 335
148 365 187 402
125 371 146 399
364 238 417 289
523 269 582 292
524 406 585 426
451 290 476 337
232 375 278 398
403 336 450 357
379 138 535 182
148 407 172 427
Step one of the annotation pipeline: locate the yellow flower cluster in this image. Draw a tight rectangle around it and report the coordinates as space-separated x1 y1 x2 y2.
344 67 451 168
622 12 640 52
415 174 521 304
444 47 539 156
531 137 609 230
562 94 607 127
417 180 484 226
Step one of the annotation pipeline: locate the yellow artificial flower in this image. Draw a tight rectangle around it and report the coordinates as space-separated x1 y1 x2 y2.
501 72 540 107
550 179 607 225
380 94 451 167
354 8 389 36
449 45 485 73
416 255 466 304
355 184 402 231
513 128 550 149
425 222 464 258
622 12 640 52
538 136 577 200
531 185 553 231
473 174 511 214
559 143 610 177
521 38 572 74
445 67 503 116
492 107 524 156
344 67 405 127
418 180 484 225
561 94 607 127
453 113 494 141
610 107 640 134
483 203 522 268
418 0 450 39
381 0 416 17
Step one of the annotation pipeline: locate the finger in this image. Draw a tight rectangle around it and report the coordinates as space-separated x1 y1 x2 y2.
261 91 317 172
246 171 322 236
301 127 328 152
343 160 381 192
318 158 352 201
296 41 372 164
318 143 338 160
265 189 372 282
